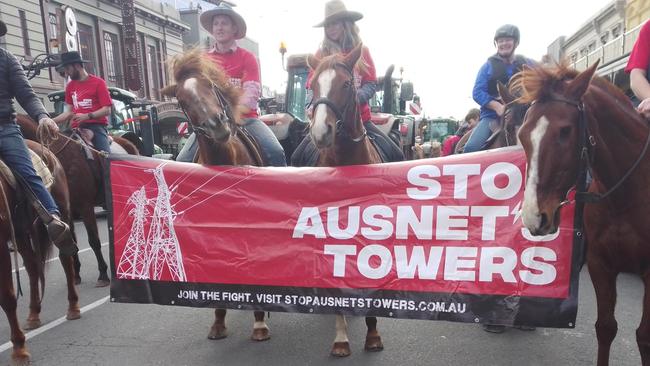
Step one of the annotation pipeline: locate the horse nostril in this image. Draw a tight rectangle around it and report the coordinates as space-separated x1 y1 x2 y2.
539 213 548 228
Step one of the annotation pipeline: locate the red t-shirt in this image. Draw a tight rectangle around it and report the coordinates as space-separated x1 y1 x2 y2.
442 135 461 156
207 47 261 118
625 20 650 73
308 46 377 122
65 74 112 128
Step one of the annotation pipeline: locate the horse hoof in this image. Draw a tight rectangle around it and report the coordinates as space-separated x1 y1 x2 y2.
208 325 227 340
74 276 81 285
330 342 351 357
23 318 41 330
364 335 384 352
95 279 110 288
251 328 270 341
66 309 81 320
10 351 31 366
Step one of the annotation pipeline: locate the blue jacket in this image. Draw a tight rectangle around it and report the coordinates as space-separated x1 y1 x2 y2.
473 54 531 120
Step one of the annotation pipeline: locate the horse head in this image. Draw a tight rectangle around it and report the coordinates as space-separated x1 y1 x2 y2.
514 61 599 235
307 43 364 148
161 49 241 144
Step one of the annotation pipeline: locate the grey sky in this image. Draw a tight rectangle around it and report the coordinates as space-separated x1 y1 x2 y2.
213 0 615 119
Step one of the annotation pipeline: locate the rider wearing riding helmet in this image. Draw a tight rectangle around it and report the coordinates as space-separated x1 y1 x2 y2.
464 24 533 153
176 3 286 166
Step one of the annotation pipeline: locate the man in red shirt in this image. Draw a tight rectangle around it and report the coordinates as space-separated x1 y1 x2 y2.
177 3 286 166
626 20 650 119
53 51 112 153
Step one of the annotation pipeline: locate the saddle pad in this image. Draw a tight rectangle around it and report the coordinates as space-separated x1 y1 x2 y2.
30 149 54 190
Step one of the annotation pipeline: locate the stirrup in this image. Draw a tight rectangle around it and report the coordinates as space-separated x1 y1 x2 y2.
46 217 78 256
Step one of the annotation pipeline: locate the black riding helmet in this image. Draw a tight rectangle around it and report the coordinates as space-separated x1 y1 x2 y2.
494 24 520 44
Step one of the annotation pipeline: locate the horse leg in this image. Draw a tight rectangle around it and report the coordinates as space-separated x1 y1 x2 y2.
69 221 81 285
364 316 384 352
331 315 351 357
208 309 228 340
636 273 650 365
251 311 270 341
19 248 42 330
0 244 30 365
59 253 80 320
588 260 618 366
81 205 109 287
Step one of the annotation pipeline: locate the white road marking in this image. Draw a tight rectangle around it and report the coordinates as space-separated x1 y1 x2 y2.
0 296 110 354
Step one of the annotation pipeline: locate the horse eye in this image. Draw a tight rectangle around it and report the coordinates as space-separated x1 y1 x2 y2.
558 126 572 141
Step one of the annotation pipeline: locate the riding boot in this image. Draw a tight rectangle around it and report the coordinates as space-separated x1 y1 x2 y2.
44 214 78 257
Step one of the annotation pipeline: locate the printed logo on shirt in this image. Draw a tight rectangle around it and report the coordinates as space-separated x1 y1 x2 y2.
71 91 93 110
229 78 242 88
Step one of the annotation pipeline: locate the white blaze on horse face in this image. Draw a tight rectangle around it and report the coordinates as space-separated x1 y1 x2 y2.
183 77 210 121
312 70 337 142
522 115 550 231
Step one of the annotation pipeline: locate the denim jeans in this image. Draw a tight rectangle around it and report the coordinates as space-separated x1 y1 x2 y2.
242 118 287 167
2 123 59 214
463 117 498 153
80 123 110 153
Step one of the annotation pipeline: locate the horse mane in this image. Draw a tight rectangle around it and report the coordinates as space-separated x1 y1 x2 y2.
166 48 242 121
510 61 580 104
312 53 347 78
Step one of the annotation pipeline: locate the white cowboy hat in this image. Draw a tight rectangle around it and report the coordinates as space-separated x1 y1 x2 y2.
200 3 247 40
314 0 363 27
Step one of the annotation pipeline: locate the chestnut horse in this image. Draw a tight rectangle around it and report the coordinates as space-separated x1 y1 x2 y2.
17 114 138 287
515 61 650 365
306 43 384 356
160 49 269 342
1 139 79 365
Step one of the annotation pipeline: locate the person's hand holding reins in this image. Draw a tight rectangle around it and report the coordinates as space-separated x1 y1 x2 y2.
71 112 92 125
38 117 59 134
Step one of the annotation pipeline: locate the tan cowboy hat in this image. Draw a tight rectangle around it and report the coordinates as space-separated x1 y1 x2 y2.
314 0 363 27
200 3 247 39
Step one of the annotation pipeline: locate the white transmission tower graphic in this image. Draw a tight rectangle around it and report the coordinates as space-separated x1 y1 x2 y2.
116 187 151 279
116 163 187 282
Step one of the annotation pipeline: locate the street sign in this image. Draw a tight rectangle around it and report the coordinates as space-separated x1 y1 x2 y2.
121 0 141 91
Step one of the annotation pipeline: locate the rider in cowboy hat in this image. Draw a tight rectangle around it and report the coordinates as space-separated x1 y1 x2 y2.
176 3 286 166
0 19 76 254
290 0 404 166
52 50 113 153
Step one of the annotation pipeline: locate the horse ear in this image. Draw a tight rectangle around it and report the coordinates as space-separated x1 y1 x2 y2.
566 60 600 100
307 54 321 70
160 84 177 98
344 43 363 70
497 81 515 104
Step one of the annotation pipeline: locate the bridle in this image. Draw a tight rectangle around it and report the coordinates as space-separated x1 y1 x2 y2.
311 63 367 143
178 79 235 138
537 95 650 208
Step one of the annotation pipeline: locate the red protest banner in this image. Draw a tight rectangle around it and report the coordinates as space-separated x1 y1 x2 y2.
109 147 582 328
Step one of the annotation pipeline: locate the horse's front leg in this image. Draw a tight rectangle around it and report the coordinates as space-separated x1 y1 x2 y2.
0 243 30 365
331 315 351 357
59 253 80 320
588 258 618 366
637 272 650 365
251 311 270 341
18 242 42 330
81 205 109 287
208 308 228 340
364 316 383 352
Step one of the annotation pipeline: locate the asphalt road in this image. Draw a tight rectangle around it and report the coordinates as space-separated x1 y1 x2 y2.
0 216 645 365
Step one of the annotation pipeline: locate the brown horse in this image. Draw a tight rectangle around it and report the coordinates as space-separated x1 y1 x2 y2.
160 48 269 342
17 115 139 287
1 139 79 365
306 43 384 356
515 61 650 365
